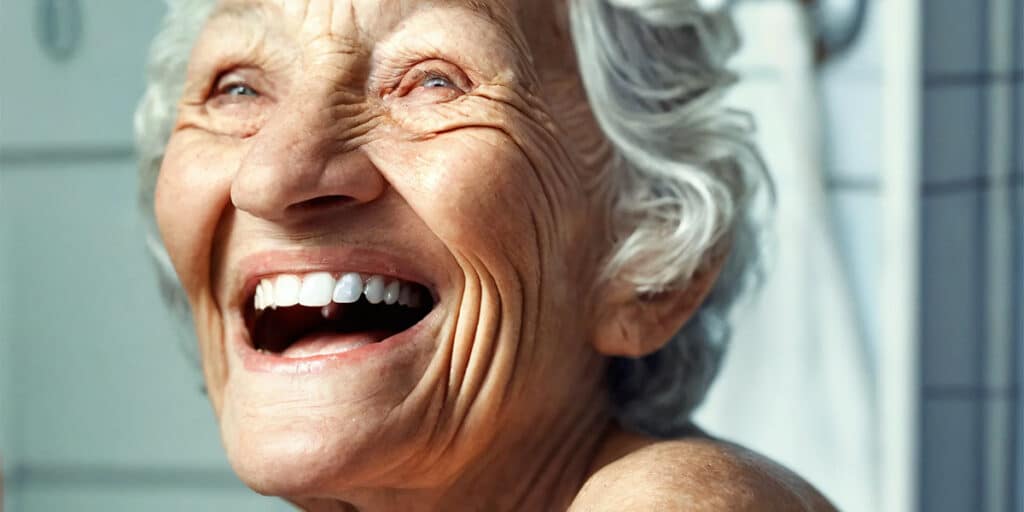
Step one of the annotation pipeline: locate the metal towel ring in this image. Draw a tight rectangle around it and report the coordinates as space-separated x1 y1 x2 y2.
807 0 869 63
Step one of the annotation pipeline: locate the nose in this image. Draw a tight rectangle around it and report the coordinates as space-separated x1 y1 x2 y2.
230 104 386 223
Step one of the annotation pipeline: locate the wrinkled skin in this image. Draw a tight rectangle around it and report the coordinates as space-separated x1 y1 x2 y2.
156 0 834 510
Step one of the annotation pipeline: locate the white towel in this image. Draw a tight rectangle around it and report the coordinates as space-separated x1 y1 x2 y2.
694 2 879 510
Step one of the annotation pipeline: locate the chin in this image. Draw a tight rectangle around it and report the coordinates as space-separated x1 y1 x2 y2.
214 359 431 496
223 424 354 497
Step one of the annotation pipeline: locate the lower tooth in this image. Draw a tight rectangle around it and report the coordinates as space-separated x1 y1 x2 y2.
321 304 341 319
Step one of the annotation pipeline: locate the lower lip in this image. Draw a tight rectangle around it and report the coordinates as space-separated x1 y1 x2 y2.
232 312 433 375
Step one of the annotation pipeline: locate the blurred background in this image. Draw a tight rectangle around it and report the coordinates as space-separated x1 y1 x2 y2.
0 0 1020 510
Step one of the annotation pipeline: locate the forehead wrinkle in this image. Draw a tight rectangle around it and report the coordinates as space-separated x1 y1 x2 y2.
337 0 520 53
427 0 537 86
211 0 523 59
370 1 530 73
212 0 512 32
180 2 279 100
206 0 538 97
430 0 519 43
210 0 365 52
205 0 289 62
441 0 503 23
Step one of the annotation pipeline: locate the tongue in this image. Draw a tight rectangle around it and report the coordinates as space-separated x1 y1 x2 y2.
280 330 392 358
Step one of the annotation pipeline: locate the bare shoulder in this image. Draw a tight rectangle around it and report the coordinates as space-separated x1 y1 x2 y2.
569 429 837 512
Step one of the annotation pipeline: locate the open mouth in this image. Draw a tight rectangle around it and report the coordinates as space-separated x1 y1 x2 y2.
245 272 436 358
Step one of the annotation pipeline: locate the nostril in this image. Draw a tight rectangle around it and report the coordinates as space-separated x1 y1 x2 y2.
287 195 354 213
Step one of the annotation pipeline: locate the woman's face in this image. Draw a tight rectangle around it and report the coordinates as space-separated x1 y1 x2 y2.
156 0 613 498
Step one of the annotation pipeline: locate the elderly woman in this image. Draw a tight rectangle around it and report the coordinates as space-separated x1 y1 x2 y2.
136 0 834 510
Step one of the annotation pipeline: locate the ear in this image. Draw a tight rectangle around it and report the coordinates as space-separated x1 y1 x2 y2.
591 252 726 358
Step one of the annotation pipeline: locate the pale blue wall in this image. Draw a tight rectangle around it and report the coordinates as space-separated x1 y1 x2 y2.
822 0 1024 509
0 1 284 509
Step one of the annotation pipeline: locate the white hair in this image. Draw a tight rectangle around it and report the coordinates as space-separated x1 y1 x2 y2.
567 0 769 435
135 0 769 436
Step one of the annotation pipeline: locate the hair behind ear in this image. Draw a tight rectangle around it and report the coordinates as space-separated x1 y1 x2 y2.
592 243 728 358
608 225 758 437
568 0 770 436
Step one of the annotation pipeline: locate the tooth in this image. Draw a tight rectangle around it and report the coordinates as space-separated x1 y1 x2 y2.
364 275 386 304
398 284 411 306
333 273 364 303
274 275 301 307
261 279 275 309
255 283 265 310
384 280 400 305
299 272 334 307
408 288 422 308
321 304 339 319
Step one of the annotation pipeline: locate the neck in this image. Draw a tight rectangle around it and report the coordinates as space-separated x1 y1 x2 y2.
294 391 612 512
445 400 611 511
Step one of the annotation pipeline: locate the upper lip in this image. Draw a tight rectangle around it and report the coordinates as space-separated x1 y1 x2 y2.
229 247 443 311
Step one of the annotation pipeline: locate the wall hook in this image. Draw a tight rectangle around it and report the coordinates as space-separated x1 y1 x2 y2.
35 0 83 62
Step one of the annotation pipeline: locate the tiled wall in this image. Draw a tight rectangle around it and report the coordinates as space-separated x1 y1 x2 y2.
0 2 284 510
821 0 1024 509
918 1 1024 511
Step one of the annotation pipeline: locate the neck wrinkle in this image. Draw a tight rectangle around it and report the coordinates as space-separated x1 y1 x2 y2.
436 368 611 512
300 374 610 512
300 406 612 512
502 402 611 511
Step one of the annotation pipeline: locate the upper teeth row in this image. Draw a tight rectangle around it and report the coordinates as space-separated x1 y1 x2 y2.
255 273 425 311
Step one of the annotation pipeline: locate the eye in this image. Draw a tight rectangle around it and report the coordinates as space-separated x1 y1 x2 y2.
207 69 266 103
421 74 455 89
389 60 471 102
203 68 272 137
220 82 260 97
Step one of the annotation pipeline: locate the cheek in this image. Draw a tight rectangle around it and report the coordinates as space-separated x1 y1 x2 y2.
155 134 240 296
374 133 551 266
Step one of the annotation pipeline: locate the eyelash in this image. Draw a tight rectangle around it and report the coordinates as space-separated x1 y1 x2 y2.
421 74 455 89
207 69 263 102
218 82 259 97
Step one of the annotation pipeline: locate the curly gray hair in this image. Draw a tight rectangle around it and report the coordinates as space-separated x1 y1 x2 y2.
135 0 768 437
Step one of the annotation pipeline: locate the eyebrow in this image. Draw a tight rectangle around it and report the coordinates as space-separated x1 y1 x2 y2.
458 0 501 24
207 1 269 25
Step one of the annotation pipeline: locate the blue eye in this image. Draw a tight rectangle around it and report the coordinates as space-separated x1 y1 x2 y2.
391 63 467 100
422 75 453 89
222 83 259 96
